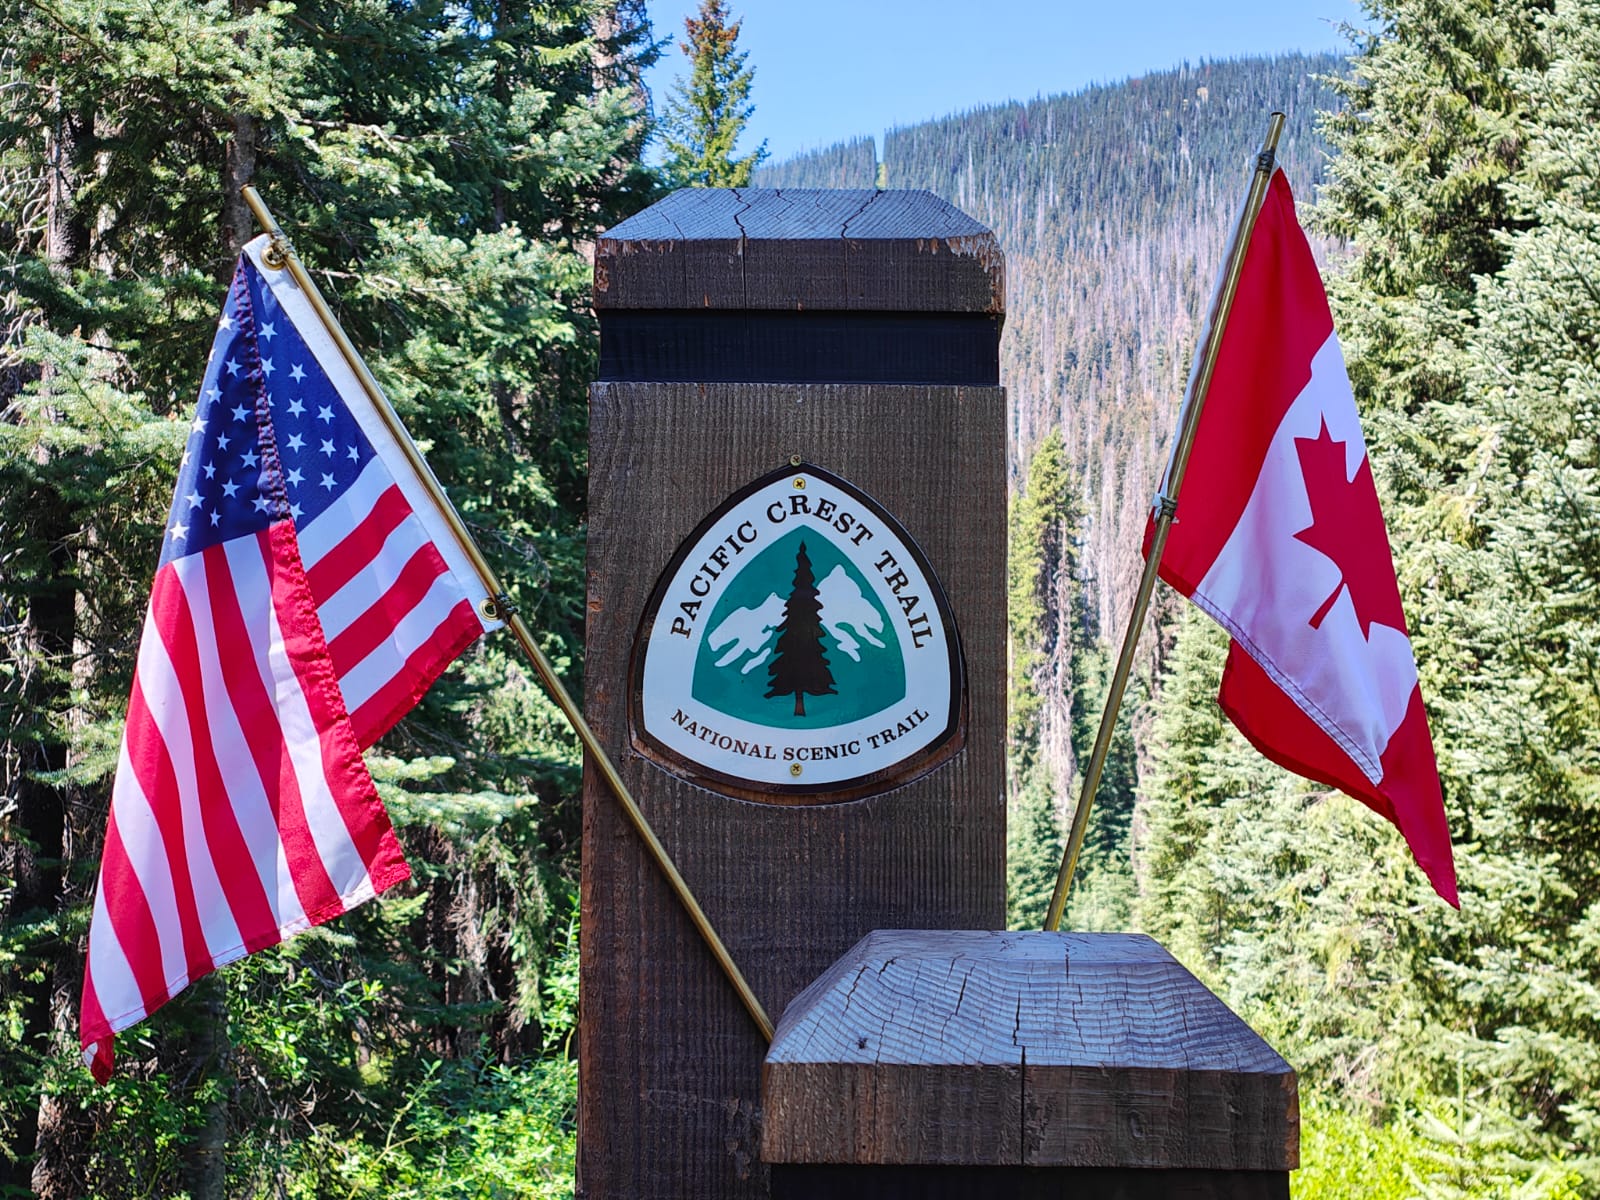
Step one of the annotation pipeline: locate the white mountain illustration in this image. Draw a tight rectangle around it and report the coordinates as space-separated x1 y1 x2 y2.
705 565 887 673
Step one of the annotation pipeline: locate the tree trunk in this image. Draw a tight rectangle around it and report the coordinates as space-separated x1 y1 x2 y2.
7 524 73 1197
223 108 257 261
30 960 84 1200
10 90 91 1200
179 977 231 1200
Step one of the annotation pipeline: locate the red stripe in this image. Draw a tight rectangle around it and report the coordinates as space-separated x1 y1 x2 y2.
79 966 115 1083
265 523 411 896
325 542 450 678
95 808 175 1020
304 484 410 602
207 536 342 919
1155 172 1334 594
151 549 280 951
87 1040 114 1085
348 599 482 749
123 671 213 984
1218 642 1458 906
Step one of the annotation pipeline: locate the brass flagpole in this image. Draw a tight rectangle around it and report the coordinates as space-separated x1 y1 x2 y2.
240 186 775 1042
1043 112 1287 932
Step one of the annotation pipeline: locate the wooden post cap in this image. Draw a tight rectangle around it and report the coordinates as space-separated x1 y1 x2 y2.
594 188 1005 314
762 930 1298 1172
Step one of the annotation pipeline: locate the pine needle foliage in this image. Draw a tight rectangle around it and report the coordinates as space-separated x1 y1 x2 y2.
658 0 767 188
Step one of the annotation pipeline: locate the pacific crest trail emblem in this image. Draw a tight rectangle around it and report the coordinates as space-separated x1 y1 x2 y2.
630 464 965 803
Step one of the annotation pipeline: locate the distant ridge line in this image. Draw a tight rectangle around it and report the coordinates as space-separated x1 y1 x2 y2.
755 51 1342 189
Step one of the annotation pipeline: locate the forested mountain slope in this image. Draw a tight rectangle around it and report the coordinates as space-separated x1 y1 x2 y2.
763 54 1338 636
759 53 1340 814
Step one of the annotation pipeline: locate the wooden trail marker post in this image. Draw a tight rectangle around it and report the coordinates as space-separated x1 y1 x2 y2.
582 187 1297 1198
581 189 1008 1198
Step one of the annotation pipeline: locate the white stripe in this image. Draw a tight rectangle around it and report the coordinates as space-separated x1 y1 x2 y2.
338 571 470 714
315 513 433 641
137 590 244 962
184 542 310 935
244 236 498 636
247 537 374 912
106 735 188 993
85 867 150 1033
296 458 395 569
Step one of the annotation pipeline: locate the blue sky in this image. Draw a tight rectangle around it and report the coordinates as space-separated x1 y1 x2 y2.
641 0 1361 166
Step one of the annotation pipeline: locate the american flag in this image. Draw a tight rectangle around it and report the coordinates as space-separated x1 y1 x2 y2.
80 237 498 1081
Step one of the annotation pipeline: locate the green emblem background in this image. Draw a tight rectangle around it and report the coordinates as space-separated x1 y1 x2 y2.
690 527 906 729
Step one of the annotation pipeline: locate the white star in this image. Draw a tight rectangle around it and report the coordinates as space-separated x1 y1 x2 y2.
186 491 203 510
289 502 304 520
285 467 304 487
241 448 260 468
320 439 335 456
180 449 190 468
170 520 188 541
287 398 305 418
253 496 272 514
320 473 336 491
202 462 216 479
205 387 221 404
219 313 234 332
209 509 221 527
224 358 242 377
192 415 207 433
221 479 240 498
289 363 306 383
260 358 275 378
216 432 231 451
232 404 249 423
259 322 276 342
317 405 334 424
286 433 305 452
346 445 360 462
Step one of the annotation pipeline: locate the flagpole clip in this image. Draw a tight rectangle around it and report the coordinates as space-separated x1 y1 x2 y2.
1154 493 1178 522
261 235 293 271
483 591 519 622
1256 148 1277 175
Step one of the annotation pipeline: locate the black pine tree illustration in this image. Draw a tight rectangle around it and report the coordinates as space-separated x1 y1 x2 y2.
765 540 836 716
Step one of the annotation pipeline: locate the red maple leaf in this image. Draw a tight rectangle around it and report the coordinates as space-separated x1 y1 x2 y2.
1291 419 1408 639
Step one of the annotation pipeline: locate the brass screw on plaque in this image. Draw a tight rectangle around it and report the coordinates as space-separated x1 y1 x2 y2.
793 477 806 490
790 763 803 777
789 454 802 467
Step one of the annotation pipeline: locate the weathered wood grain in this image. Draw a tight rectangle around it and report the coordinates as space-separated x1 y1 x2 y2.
594 189 1004 314
762 931 1298 1173
580 384 1007 1200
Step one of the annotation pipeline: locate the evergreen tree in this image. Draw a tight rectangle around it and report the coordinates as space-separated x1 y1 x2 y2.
659 0 767 188
765 541 834 717
1437 0 1600 1164
1006 760 1063 929
1137 0 1599 1188
0 1 653 1192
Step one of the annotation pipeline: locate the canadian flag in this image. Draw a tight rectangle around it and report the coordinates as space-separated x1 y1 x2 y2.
1153 170 1459 907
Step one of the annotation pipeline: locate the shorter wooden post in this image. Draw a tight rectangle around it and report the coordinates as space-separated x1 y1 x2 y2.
763 931 1297 1198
